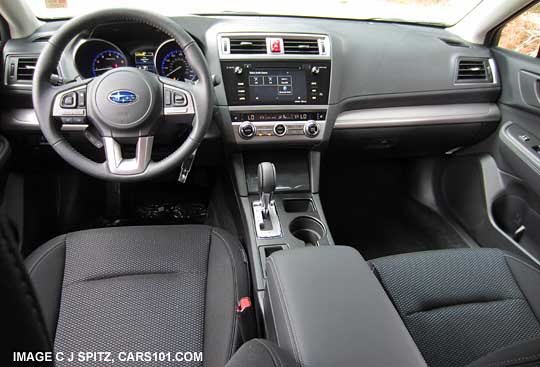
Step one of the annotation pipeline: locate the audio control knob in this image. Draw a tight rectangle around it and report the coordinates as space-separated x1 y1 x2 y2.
311 66 320 75
304 121 319 137
234 66 243 75
239 121 255 139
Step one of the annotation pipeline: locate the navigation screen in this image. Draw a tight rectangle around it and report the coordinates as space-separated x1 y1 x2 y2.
248 69 307 104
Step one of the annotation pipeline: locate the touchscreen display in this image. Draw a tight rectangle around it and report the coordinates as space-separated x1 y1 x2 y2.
248 69 307 104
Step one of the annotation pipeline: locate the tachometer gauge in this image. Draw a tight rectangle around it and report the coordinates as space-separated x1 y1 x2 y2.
91 50 127 77
155 39 198 82
74 39 127 79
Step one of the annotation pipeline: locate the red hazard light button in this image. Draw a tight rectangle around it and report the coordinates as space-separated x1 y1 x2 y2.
270 38 282 53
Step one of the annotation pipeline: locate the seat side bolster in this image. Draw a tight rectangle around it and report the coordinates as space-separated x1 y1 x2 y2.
504 254 540 327
203 228 250 367
24 234 66 340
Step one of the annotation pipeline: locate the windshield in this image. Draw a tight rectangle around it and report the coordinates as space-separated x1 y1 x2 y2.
26 0 482 26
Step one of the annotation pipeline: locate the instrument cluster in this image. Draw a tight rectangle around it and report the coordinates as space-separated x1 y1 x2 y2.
74 38 197 81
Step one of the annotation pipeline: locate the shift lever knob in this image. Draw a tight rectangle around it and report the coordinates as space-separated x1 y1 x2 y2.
257 162 276 216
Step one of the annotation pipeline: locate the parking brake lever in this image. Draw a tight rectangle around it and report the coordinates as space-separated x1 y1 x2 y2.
257 162 276 218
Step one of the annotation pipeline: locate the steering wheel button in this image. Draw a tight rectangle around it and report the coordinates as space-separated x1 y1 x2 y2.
77 91 86 107
61 92 77 108
164 89 172 106
173 92 187 107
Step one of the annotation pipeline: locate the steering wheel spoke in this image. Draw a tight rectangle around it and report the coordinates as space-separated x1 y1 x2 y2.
160 78 196 124
103 136 154 175
52 80 91 126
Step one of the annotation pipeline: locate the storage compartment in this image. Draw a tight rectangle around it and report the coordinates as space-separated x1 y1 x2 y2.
264 246 427 366
283 199 314 213
330 122 497 157
492 194 540 259
289 216 325 246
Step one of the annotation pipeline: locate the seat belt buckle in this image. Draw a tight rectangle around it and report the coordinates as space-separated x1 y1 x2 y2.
236 297 252 313
178 148 197 184
236 297 256 342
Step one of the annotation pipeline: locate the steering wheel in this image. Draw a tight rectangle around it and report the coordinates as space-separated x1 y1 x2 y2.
32 9 213 181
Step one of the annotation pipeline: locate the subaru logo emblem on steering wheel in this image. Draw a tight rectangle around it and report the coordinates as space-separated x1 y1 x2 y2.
108 90 137 104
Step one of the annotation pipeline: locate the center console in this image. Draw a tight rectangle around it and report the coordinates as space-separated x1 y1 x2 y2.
217 33 336 296
264 246 428 366
217 33 427 366
218 33 331 144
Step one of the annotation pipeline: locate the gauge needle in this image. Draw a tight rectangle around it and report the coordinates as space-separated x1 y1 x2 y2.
166 65 183 77
94 67 114 71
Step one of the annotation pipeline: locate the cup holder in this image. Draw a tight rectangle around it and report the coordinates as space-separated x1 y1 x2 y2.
289 216 325 246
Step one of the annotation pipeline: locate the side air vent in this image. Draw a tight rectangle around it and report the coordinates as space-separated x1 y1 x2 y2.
5 55 38 87
455 58 493 83
16 57 37 81
5 55 62 88
283 38 320 55
229 37 267 54
440 38 470 48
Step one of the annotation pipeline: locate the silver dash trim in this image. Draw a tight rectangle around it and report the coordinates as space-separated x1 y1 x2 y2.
334 103 500 129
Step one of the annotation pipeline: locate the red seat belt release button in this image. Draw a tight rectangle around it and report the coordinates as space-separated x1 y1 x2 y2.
236 297 252 313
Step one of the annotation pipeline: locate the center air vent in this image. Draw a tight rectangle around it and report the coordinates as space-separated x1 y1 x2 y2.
283 38 320 55
455 58 493 83
229 37 267 54
219 34 330 58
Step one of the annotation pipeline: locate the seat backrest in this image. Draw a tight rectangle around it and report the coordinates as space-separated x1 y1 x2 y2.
0 216 52 366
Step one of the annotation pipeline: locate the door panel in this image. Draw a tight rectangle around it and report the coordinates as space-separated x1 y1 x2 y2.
488 47 540 262
493 48 540 196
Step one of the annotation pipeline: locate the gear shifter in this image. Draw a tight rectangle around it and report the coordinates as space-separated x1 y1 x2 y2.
258 162 276 217
252 162 281 238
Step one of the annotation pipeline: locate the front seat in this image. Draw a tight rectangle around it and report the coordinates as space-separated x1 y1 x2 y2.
25 225 251 366
370 248 540 367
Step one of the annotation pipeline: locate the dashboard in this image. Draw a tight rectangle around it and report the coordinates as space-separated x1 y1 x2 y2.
0 16 502 153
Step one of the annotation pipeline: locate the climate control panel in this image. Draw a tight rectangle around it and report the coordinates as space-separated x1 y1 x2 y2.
230 111 326 144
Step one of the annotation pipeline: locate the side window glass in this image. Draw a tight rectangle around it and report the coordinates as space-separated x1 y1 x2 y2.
498 3 540 58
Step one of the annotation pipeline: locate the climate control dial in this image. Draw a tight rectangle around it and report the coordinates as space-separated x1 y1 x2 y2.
239 121 256 139
273 124 287 136
304 121 319 137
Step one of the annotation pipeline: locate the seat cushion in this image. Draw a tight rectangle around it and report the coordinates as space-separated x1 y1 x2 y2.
25 225 250 367
370 248 540 367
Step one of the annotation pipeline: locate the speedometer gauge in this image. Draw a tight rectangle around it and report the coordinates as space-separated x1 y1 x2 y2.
155 39 198 82
160 50 197 81
91 50 127 77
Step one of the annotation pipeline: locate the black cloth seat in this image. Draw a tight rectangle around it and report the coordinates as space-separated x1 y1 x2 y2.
370 248 540 367
25 225 251 367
